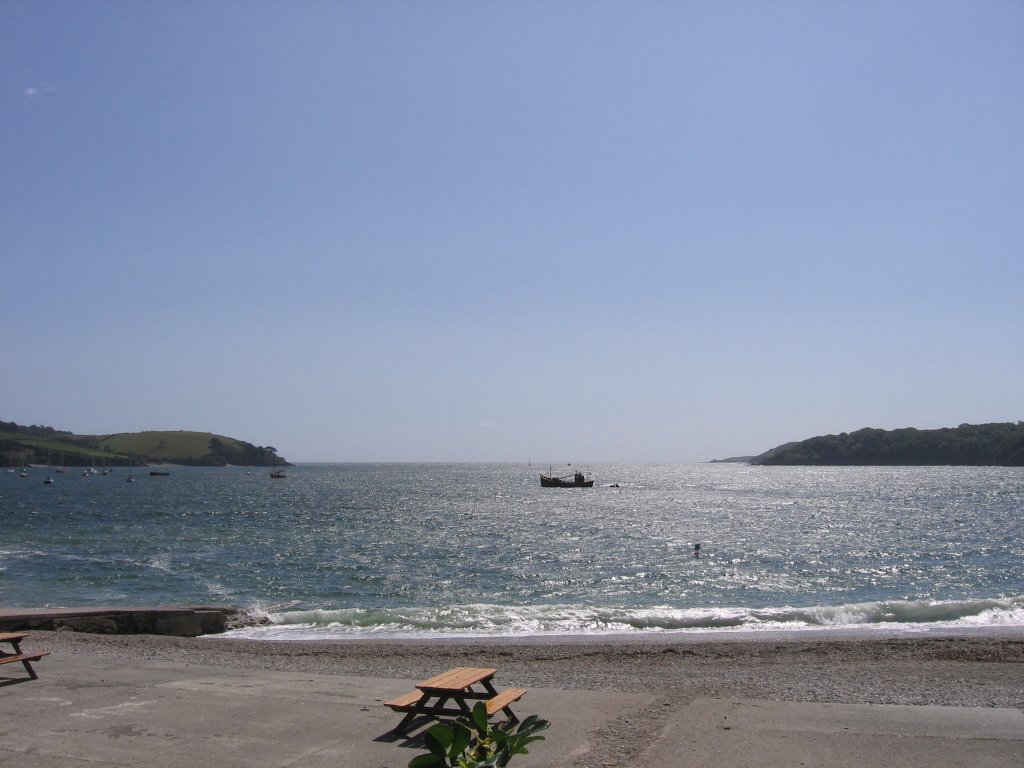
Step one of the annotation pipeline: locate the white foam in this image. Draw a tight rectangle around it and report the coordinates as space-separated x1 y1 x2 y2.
221 595 1024 641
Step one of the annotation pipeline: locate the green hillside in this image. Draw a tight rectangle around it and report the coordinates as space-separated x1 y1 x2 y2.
0 420 289 468
751 422 1024 466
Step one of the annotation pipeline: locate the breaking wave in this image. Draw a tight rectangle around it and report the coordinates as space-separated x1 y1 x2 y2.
224 595 1024 640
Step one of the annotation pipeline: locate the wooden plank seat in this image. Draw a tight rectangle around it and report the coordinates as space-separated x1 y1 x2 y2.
484 687 527 718
385 690 424 711
0 652 51 677
0 633 50 681
386 685 528 716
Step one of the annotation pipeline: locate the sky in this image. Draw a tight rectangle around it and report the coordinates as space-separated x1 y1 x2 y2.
2 1 1022 463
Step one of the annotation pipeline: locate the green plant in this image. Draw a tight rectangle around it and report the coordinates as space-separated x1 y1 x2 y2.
408 702 550 768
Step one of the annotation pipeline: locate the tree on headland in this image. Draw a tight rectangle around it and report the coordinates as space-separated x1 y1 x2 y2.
994 429 1024 465
751 422 1024 466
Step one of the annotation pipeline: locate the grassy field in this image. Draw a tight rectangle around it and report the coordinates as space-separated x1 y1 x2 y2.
97 431 247 461
1 427 283 467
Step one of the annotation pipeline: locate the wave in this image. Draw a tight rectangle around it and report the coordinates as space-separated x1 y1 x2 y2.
224 595 1024 640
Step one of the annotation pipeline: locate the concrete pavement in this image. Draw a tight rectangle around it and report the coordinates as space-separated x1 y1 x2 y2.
1 653 1021 767
639 696 1023 768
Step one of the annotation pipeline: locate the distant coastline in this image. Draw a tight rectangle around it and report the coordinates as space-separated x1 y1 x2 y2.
0 419 291 468
744 422 1024 467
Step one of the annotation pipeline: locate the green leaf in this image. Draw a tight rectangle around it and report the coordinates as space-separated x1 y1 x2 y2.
424 725 454 758
408 753 445 768
410 708 551 768
449 722 471 759
518 715 550 734
470 701 490 734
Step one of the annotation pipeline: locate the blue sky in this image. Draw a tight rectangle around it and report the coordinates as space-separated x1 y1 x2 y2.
3 1 1022 462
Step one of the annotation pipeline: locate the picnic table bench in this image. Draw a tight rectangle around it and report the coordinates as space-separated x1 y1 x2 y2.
0 632 50 680
385 666 527 734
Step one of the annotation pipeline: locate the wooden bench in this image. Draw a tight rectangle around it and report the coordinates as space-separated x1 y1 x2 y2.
0 652 51 680
484 687 527 717
386 687 528 716
385 666 528 733
0 632 50 680
384 690 424 711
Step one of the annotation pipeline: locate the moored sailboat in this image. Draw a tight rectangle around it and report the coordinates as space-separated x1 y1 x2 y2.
269 454 286 479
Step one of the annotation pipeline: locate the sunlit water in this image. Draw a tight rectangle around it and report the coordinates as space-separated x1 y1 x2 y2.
2 463 1021 639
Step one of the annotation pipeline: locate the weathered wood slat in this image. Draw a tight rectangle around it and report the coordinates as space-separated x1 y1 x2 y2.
0 652 51 665
384 691 424 711
485 688 527 716
417 666 496 691
0 647 49 680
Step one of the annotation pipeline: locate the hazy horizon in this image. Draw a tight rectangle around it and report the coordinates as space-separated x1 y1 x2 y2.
3 2 1021 463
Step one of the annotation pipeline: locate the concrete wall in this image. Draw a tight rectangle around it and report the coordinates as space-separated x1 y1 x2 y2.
0 607 240 636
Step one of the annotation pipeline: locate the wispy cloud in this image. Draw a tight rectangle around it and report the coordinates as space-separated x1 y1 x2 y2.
25 83 56 97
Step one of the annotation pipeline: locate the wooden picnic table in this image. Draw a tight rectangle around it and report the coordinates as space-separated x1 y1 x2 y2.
385 666 527 734
0 632 50 681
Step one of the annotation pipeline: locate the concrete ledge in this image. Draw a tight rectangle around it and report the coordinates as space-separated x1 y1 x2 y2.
0 607 241 636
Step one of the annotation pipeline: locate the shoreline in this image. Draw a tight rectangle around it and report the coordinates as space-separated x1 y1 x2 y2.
223 621 1024 643
33 626 1024 710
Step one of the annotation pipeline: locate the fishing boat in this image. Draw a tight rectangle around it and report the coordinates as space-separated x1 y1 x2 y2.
539 467 594 488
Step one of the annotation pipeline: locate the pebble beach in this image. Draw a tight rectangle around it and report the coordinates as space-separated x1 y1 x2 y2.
41 628 1024 710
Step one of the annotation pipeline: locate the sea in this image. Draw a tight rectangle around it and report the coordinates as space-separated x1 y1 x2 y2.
2 463 1022 641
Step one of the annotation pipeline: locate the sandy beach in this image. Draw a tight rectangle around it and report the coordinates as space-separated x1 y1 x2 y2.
3 628 1021 767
